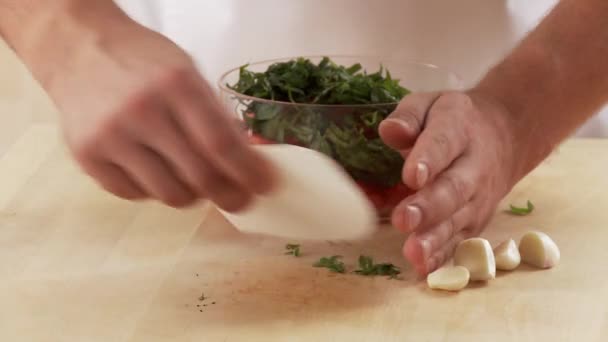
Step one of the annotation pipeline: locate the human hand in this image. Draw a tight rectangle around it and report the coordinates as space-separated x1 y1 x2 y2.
49 25 276 210
379 91 518 275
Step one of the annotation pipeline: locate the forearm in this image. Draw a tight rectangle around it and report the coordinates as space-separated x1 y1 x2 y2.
0 0 135 88
472 0 608 181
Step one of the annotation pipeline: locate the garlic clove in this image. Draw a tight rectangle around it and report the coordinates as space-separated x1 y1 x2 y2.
454 238 496 281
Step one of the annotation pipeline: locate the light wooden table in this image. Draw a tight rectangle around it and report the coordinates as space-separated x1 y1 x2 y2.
0 123 607 342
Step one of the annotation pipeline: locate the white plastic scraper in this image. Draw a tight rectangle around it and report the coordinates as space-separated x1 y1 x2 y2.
218 144 377 240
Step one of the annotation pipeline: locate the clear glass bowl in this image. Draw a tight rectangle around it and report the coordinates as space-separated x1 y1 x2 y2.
218 56 463 221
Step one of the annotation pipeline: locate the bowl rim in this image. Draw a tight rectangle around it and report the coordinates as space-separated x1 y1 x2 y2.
217 54 463 108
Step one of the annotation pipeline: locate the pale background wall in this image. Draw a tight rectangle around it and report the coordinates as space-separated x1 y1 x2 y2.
1 0 605 155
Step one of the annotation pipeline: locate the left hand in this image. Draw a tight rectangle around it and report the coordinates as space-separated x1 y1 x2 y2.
379 91 519 276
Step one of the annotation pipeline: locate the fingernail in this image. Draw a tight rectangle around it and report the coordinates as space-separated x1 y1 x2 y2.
419 238 432 261
416 162 429 188
385 118 412 134
406 205 422 231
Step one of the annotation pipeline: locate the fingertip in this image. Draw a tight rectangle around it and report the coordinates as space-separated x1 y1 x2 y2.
401 160 420 190
391 206 408 232
402 137 433 187
243 144 280 194
123 191 148 201
103 182 147 202
379 118 416 150
256 154 281 195
214 191 255 213
403 235 429 276
163 192 198 209
415 162 429 188
403 235 423 263
392 201 423 232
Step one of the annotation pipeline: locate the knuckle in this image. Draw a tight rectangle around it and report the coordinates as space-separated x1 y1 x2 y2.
431 132 452 159
124 90 153 111
442 173 473 205
393 105 423 131
71 129 109 163
72 140 97 163
439 92 473 108
449 235 465 255
459 93 474 109
446 216 458 239
124 98 162 124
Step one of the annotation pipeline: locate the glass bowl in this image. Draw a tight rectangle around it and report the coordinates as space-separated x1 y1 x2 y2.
218 55 463 221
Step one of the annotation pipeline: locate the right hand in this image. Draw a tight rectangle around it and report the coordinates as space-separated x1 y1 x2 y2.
48 24 277 211
379 91 519 275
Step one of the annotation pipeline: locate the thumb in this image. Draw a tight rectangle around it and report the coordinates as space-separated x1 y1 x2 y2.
379 92 440 150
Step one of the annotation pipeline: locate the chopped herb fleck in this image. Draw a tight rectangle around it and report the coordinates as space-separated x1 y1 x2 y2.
313 255 346 273
508 200 535 216
285 243 301 257
354 255 401 279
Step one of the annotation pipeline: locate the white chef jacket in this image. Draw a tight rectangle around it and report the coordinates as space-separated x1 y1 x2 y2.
115 0 608 138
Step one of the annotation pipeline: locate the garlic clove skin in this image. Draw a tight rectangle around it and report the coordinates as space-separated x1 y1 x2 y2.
427 266 470 291
519 231 560 269
494 239 521 271
454 238 496 281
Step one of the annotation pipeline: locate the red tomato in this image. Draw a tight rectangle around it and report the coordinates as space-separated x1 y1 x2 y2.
356 181 414 212
285 137 303 146
248 133 275 145
355 181 386 210
247 133 302 146
369 194 385 211
384 183 413 208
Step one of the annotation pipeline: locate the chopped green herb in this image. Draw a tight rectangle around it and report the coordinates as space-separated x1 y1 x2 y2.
229 57 409 105
285 243 301 257
313 255 346 274
354 255 401 279
228 57 411 187
508 200 535 216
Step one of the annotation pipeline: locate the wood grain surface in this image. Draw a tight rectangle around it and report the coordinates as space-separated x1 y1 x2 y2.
0 124 607 341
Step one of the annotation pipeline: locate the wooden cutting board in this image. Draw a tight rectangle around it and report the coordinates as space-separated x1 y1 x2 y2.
1 124 607 342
